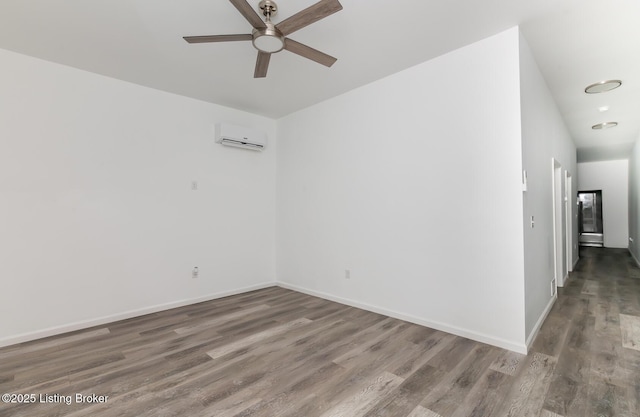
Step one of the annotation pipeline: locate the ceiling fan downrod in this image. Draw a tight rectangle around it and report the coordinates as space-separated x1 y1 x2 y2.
259 0 278 21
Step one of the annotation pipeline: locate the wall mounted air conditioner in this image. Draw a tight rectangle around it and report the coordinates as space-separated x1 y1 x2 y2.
215 123 266 151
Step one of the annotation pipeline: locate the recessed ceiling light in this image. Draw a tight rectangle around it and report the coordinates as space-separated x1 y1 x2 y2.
598 106 610 112
592 122 618 130
585 80 622 94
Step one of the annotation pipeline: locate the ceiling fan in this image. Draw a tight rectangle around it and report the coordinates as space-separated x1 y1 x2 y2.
183 0 343 78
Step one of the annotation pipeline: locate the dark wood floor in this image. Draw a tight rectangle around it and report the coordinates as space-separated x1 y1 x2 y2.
1 247 639 416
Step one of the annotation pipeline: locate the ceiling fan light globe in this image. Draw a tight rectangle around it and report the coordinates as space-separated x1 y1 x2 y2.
252 25 284 53
253 34 284 53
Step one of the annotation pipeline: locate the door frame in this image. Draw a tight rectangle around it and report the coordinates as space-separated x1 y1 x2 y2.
552 159 566 289
565 171 573 273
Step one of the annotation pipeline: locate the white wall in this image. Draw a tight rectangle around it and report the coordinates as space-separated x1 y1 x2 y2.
0 49 277 346
277 28 527 352
629 139 640 264
518 32 577 345
578 160 629 248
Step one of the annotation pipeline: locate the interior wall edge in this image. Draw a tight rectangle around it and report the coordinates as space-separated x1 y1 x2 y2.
276 281 528 354
0 282 275 349
630 248 640 268
525 294 556 351
562 271 574 288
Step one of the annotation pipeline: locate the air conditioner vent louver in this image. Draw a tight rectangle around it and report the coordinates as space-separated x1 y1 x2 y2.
215 123 266 151
219 138 264 150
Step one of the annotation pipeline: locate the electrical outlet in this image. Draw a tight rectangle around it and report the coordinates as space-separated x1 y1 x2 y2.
192 266 199 279
345 269 351 279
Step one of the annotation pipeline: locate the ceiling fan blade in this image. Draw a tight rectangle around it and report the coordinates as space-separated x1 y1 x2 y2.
254 52 271 78
276 0 342 36
183 34 252 43
229 0 267 29
284 38 337 67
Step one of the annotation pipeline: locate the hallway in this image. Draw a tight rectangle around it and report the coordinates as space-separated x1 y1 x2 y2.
529 247 640 415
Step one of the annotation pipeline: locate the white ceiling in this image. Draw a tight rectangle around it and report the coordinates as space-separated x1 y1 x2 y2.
1 0 639 161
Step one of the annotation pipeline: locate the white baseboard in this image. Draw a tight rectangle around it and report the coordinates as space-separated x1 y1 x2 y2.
276 281 527 354
525 295 556 351
0 282 274 348
572 256 579 270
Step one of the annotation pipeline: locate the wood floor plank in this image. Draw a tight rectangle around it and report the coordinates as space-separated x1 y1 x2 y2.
425 336 476 372
206 317 312 359
195 322 357 410
392 332 456 379
529 315 571 358
406 405 443 417
493 352 557 417
333 320 411 367
363 363 445 417
181 319 360 416
587 374 631 417
619 313 640 351
276 331 428 416
581 279 599 296
197 394 263 417
238 362 350 417
0 330 139 378
594 300 620 333
420 343 499 416
627 370 640 417
618 344 640 388
449 369 511 417
542 346 591 416
318 371 404 417
0 328 110 360
565 298 595 351
489 349 526 376
539 410 564 417
173 304 270 335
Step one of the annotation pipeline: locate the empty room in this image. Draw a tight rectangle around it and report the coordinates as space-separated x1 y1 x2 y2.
1 0 640 416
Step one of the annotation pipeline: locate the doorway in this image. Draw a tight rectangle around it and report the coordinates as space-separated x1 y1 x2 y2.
578 190 603 247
